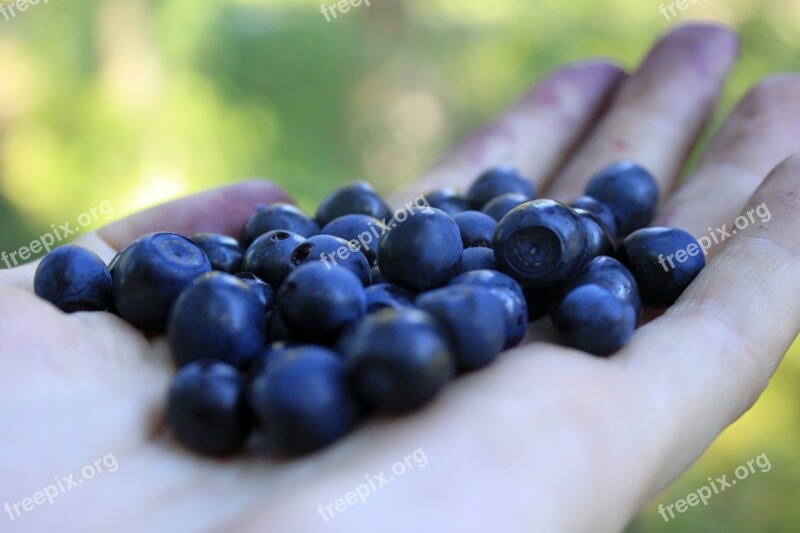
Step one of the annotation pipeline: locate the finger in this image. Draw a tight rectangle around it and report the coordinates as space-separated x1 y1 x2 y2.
657 75 800 256
624 154 800 493
389 60 625 203
545 23 739 201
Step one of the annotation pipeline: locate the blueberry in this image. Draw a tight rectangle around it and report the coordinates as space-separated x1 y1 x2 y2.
449 269 528 348
339 308 454 414
585 161 659 235
617 227 705 308
190 233 244 274
113 233 211 331
289 234 371 286
453 211 497 248
493 199 587 287
370 265 386 284
460 247 498 272
168 272 268 368
320 214 381 264
466 166 535 209
553 284 637 356
242 203 319 246
266 308 297 343
481 193 531 222
556 255 643 323
277 262 367 344
570 196 618 237
574 208 616 261
416 285 505 371
315 182 392 227
365 283 415 313
166 360 251 456
34 245 112 313
242 230 305 288
249 346 361 455
425 188 470 216
377 207 463 292
234 272 275 310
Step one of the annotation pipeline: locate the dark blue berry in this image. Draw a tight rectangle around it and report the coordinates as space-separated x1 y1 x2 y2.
585 161 659 235
466 166 535 209
370 265 386 284
277 262 367 344
481 193 531 222
168 272 267 368
315 182 392 227
574 208 616 261
460 247 498 272
242 230 305 288
416 285 505 371
289 234 371 286
553 284 637 356
34 245 112 313
242 203 319 246
266 308 297 343
249 346 361 455
453 211 497 248
166 360 252 456
557 255 643 323
339 308 454 414
493 199 587 287
320 214 381 264
570 196 618 236
234 272 274 311
113 233 211 331
449 269 528 348
617 227 705 308
377 207 463 292
190 233 244 274
365 283 415 313
425 188 470 216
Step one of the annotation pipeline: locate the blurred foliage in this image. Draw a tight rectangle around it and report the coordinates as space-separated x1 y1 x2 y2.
1 0 799 530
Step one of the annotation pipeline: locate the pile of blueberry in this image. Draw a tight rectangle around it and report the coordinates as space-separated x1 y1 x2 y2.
32 162 705 456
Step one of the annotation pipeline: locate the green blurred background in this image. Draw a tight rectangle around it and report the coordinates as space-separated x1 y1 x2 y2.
1 0 799 530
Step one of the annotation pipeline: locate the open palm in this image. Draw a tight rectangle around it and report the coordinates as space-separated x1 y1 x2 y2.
3 23 800 533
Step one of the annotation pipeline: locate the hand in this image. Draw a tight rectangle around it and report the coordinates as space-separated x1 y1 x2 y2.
3 22 800 532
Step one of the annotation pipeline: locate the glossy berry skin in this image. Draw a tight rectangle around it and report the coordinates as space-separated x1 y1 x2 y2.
34 245 112 313
113 233 211 331
166 360 252 456
320 214 381 264
466 166 535 210
242 203 320 246
234 272 274 311
460 247 498 272
377 208 463 292
416 285 505 371
191 233 244 274
574 209 616 261
168 272 268 368
453 211 497 248
315 182 392 227
449 269 528 348
554 284 637 357
339 308 454 414
242 230 305 288
248 346 361 455
617 227 705 308
493 199 588 288
425 188 470 216
556 255 643 324
289 234 371 286
364 283 415 314
585 161 659 235
570 196 618 237
277 262 367 344
481 193 531 222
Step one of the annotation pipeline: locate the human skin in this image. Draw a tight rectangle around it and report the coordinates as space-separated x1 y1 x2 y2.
3 22 800 532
